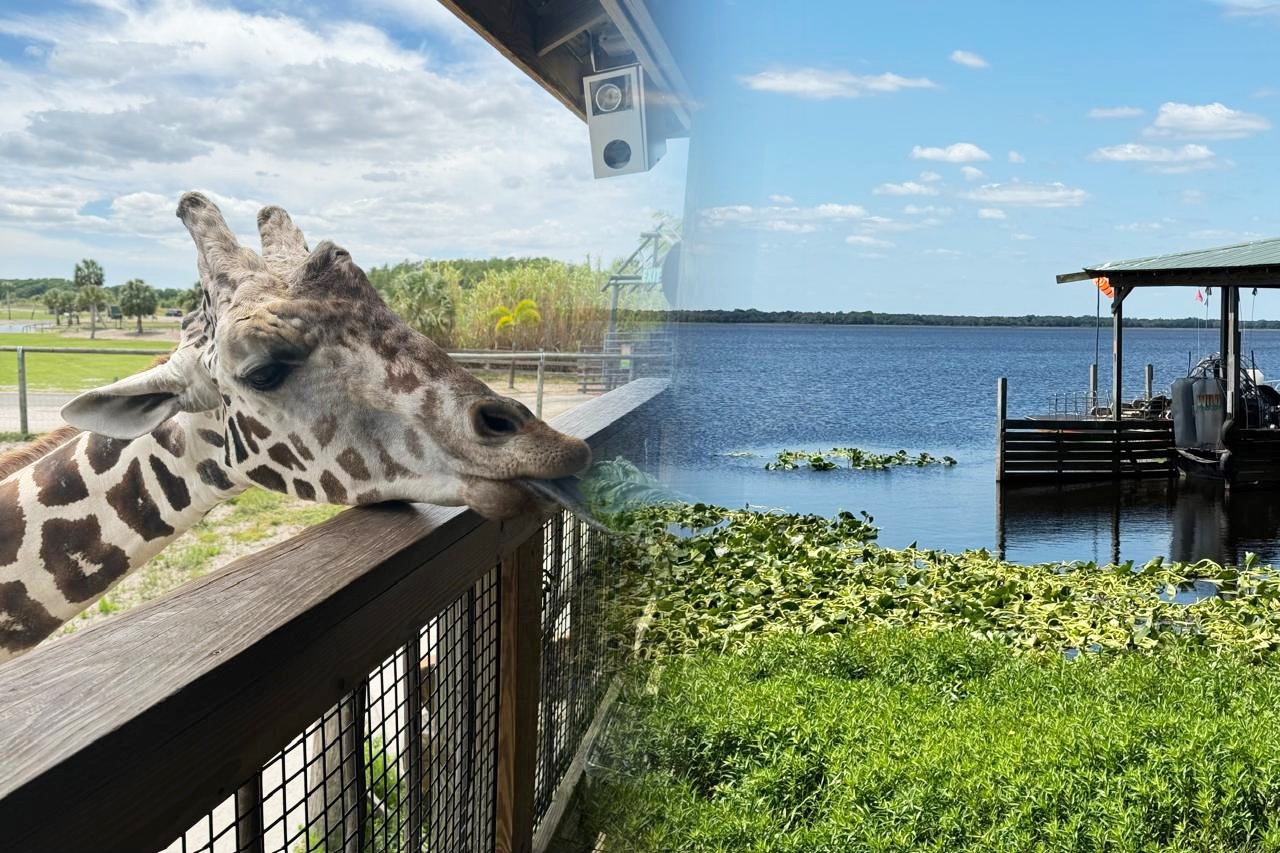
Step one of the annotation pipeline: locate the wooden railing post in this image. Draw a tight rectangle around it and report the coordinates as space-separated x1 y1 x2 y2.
996 377 1007 483
496 521 544 853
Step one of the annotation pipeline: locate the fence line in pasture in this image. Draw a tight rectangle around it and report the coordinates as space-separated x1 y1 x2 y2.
0 346 670 436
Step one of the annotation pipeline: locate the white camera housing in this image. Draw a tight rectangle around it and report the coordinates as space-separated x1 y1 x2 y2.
584 64 665 178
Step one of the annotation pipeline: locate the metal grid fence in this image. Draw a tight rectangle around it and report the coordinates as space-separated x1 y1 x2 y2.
160 509 616 853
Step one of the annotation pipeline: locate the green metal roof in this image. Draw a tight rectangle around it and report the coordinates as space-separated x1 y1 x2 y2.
1088 236 1280 273
1058 235 1280 286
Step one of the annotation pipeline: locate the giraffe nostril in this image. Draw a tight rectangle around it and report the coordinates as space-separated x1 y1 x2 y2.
472 401 525 439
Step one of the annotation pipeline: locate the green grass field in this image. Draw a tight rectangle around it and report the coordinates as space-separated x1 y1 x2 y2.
0 332 169 391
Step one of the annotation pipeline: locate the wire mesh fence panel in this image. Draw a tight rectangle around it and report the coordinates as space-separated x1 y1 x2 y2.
533 512 615 832
162 568 501 853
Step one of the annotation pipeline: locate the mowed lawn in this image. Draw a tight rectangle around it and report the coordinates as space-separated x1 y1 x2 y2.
0 333 169 391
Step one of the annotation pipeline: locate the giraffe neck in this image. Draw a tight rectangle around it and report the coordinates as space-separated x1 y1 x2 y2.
0 413 244 661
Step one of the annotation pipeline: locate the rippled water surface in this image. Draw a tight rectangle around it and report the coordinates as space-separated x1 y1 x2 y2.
659 323 1280 566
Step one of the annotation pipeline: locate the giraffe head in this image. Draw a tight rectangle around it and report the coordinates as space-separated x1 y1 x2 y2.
60 192 590 518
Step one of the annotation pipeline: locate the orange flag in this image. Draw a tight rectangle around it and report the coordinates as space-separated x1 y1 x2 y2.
1094 276 1114 298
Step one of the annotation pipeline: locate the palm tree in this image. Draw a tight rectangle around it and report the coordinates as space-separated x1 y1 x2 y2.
489 298 541 388
73 259 105 339
0 283 12 320
388 266 456 347
76 286 109 338
119 279 157 335
43 288 71 325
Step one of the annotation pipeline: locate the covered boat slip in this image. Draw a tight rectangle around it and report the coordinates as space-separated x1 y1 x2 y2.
999 236 1280 487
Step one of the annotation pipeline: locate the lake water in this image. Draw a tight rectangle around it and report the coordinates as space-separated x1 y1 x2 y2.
658 323 1280 566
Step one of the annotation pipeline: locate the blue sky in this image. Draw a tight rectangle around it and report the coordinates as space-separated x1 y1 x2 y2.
0 0 686 290
672 0 1280 317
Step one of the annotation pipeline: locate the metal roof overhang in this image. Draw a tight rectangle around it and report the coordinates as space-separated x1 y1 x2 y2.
1057 236 1280 288
438 0 691 137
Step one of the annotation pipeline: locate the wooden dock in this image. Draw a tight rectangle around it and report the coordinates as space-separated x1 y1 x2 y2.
997 378 1176 484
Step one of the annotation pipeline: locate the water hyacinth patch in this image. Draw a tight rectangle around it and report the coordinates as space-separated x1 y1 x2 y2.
764 447 957 471
607 502 1280 659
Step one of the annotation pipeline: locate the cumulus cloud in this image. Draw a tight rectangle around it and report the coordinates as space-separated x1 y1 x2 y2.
768 194 795 204
977 208 1007 220
918 171 943 182
1007 150 1025 163
1089 106 1144 119
1145 102 1270 139
701 202 868 232
904 204 953 216
1211 0 1280 15
873 181 939 196
739 67 937 99
845 235 894 248
1089 143 1218 172
910 142 991 163
963 181 1088 207
0 0 685 277
961 165 985 181
949 50 989 68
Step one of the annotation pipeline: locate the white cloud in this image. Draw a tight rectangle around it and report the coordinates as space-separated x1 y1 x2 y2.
924 248 964 256
1145 102 1270 139
1007 150 1025 163
961 165 985 181
918 171 943 182
963 181 1089 207
904 204 953 215
845 235 894 248
1116 221 1168 232
701 202 868 232
858 215 942 233
739 67 936 99
1212 0 1280 16
1088 106 1145 119
949 50 989 68
1012 233 1036 241
873 181 939 196
977 208 1007 220
910 142 991 163
1089 143 1219 171
768 194 795 204
0 0 686 278
1182 189 1206 204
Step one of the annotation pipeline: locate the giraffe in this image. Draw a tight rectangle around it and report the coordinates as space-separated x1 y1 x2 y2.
0 192 591 663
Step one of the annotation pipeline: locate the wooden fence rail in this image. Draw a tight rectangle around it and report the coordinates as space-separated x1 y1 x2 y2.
0 378 667 853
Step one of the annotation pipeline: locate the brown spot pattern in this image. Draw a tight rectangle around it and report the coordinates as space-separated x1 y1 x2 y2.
375 442 412 481
86 433 129 474
386 363 422 393
227 418 248 463
313 413 338 448
106 458 175 540
403 428 424 460
267 442 303 471
0 480 24 564
236 413 272 454
197 459 234 491
293 478 316 501
247 465 287 492
320 470 347 503
0 581 61 651
288 432 315 462
149 455 191 511
197 428 225 448
355 489 383 504
40 517 131 603
336 448 371 480
150 421 186 457
32 441 89 507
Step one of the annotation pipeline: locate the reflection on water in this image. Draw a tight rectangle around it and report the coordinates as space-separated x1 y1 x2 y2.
997 479 1280 568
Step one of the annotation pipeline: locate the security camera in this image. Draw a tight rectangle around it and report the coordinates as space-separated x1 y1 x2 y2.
584 64 666 178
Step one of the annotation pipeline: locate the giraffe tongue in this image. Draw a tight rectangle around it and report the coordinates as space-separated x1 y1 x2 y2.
520 477 611 533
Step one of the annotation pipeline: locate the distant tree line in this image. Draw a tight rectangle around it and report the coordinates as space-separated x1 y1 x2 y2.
0 276 189 305
640 308 1280 329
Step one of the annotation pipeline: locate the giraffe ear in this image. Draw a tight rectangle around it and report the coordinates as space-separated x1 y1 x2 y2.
61 362 188 439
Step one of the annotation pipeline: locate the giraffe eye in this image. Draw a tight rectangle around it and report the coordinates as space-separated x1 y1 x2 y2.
242 362 292 391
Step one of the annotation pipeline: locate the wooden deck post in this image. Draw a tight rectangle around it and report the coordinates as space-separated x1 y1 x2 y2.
1088 363 1098 413
1225 286 1240 419
496 522 544 853
1145 364 1153 401
996 377 1007 483
1112 288 1124 421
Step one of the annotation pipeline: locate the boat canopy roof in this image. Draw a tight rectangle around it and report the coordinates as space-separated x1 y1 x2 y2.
1057 235 1280 289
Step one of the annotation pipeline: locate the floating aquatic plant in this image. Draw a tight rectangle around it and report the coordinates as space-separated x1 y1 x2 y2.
763 447 957 471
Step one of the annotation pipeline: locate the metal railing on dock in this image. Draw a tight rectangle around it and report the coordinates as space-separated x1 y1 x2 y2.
996 377 1176 484
0 378 667 853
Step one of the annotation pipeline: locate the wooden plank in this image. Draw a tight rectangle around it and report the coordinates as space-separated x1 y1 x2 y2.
1002 468 1174 483
535 0 607 56
996 377 1007 483
1004 434 1172 445
1002 418 1169 431
0 379 668 853
1002 460 1171 473
495 530 544 853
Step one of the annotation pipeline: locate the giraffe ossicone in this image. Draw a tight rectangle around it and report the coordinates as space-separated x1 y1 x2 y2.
0 192 590 662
